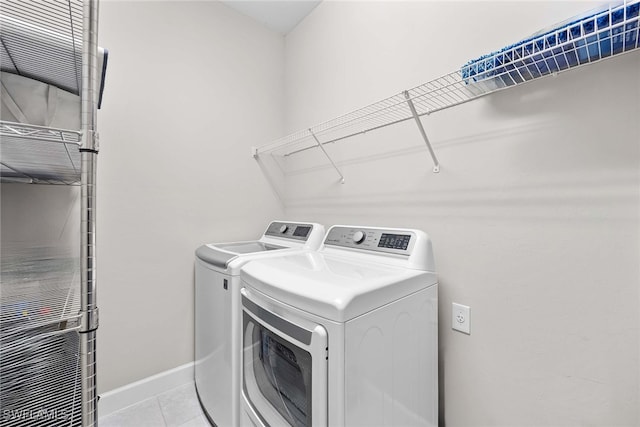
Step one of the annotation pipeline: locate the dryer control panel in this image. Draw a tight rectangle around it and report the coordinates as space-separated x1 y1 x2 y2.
264 222 315 241
324 226 416 255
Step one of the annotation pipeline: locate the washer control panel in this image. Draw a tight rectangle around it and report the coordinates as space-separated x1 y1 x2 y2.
265 222 314 241
324 226 415 255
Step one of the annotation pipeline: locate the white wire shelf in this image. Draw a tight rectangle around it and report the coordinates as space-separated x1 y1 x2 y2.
1 121 82 184
254 70 489 157
253 1 640 178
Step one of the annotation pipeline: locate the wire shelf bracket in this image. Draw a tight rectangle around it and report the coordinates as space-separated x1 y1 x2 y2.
309 128 345 184
404 91 440 173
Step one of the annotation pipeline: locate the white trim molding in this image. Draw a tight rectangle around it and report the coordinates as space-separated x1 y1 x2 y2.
98 362 194 417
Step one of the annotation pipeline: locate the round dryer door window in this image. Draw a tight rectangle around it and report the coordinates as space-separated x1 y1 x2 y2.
241 289 328 427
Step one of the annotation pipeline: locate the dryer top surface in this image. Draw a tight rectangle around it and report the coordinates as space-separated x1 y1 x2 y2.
241 251 437 322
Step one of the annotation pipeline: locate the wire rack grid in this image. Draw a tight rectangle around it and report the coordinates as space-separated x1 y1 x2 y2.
0 121 82 184
254 71 489 158
0 0 86 184
1 247 82 427
0 0 84 95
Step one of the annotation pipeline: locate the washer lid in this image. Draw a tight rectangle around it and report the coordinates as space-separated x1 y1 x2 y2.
195 221 325 270
240 252 437 322
214 241 286 254
196 242 287 269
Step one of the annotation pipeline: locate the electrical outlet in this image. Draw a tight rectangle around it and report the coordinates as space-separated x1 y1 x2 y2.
452 303 470 334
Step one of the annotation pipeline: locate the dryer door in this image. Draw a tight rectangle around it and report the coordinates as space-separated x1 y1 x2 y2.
241 288 328 427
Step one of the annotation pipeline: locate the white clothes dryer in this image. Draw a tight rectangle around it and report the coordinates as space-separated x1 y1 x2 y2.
239 225 438 427
195 221 325 427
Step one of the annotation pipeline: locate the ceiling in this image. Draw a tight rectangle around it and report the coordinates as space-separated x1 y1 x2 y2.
220 1 322 35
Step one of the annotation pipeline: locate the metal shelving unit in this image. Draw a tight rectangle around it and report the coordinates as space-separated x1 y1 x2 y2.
0 0 101 425
253 1 640 181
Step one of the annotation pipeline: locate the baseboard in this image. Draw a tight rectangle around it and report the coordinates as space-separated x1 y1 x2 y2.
98 361 194 417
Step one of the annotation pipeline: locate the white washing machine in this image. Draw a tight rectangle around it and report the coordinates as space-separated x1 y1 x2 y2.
239 225 438 427
195 221 325 427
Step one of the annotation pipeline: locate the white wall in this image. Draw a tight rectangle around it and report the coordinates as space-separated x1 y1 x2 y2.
96 1 284 393
280 1 640 426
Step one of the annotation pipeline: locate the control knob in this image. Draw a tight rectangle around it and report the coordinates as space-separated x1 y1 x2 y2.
279 225 289 233
352 230 366 244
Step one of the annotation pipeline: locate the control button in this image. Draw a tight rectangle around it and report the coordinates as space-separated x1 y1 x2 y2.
279 225 289 233
352 230 366 244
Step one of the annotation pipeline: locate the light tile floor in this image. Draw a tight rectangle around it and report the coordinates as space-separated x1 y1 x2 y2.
99 382 211 427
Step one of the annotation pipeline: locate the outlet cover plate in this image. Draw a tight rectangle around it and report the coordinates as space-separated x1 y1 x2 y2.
452 303 470 334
